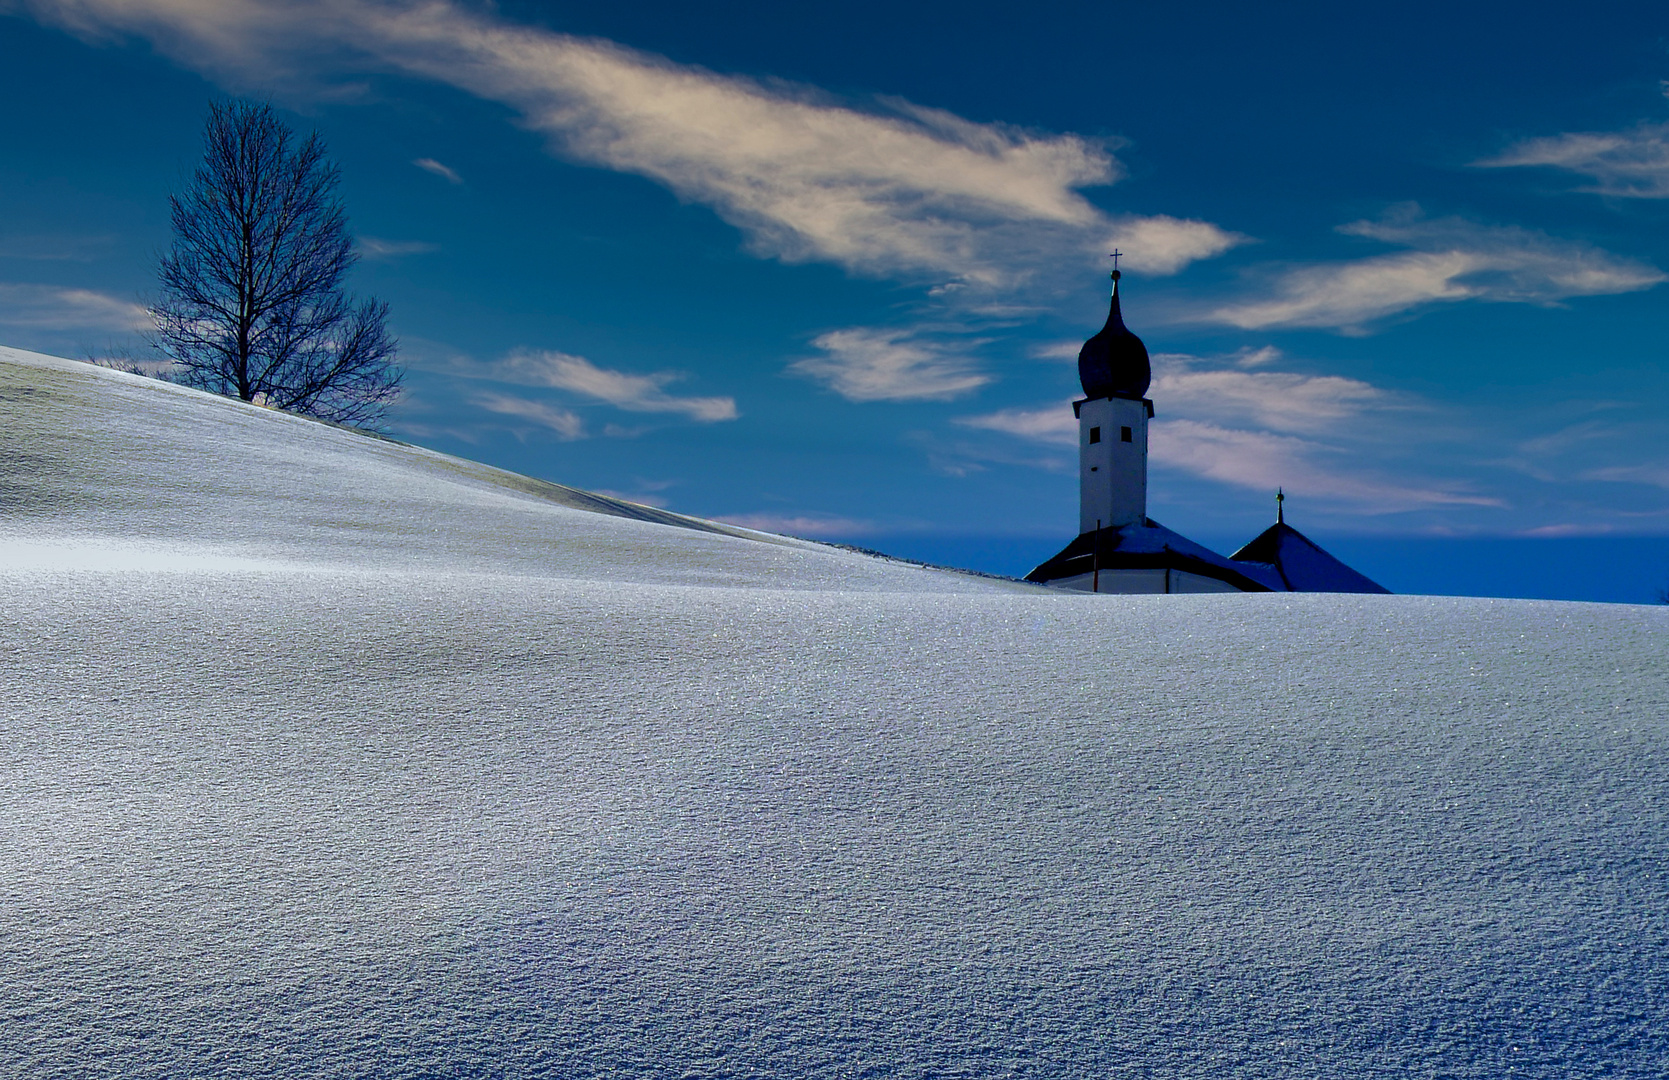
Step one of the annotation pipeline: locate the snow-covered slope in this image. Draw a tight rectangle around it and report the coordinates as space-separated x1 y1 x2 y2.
0 347 1024 591
3 347 1666 1078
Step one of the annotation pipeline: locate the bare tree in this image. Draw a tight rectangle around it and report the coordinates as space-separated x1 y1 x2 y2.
153 101 401 428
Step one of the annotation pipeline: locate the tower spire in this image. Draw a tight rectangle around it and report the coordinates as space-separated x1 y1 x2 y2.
1077 253 1149 400
1276 488 1285 525
1074 262 1152 534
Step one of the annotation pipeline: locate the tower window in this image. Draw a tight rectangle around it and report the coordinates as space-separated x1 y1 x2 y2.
1088 426 1101 444
1120 426 1133 442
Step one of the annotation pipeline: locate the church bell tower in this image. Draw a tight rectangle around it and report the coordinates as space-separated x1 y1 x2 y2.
1075 257 1153 534
1029 259 1387 594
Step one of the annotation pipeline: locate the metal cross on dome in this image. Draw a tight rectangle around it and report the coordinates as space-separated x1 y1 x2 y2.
1108 250 1122 271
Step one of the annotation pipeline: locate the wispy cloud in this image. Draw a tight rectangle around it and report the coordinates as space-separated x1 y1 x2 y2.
1149 352 1389 434
0 282 150 332
1478 402 1669 489
497 350 737 421
792 328 990 402
412 346 738 421
1514 418 1618 459
1515 522 1623 538
412 156 463 184
358 236 438 260
1028 340 1081 362
1102 215 1246 276
1230 345 1282 368
592 477 675 506
711 512 875 538
955 347 1497 510
953 404 1076 445
1476 122 1669 198
472 392 585 439
1204 206 1662 331
1587 462 1669 489
956 349 1390 445
0 233 117 261
16 0 1240 289
1151 418 1498 510
908 429 1072 477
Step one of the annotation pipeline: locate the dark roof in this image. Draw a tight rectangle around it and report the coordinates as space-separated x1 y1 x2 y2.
1078 272 1150 400
1229 522 1390 593
1027 519 1282 592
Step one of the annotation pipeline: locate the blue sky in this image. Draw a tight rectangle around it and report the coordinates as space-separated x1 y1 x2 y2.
4 0 1669 598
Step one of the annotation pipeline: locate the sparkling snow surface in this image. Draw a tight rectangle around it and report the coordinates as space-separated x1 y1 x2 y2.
3 349 1667 1078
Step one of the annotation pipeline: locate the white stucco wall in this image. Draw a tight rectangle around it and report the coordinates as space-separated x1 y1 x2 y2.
1078 396 1150 533
1045 568 1242 594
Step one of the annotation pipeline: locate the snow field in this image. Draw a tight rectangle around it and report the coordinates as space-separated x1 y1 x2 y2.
2 348 1666 1077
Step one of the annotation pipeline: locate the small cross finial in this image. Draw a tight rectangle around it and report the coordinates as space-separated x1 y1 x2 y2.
1108 249 1122 282
1276 487 1285 525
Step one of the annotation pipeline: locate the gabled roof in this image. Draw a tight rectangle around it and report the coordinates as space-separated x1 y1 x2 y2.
1027 519 1283 592
1229 522 1390 594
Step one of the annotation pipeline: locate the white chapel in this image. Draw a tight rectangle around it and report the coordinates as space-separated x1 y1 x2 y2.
1025 266 1389 594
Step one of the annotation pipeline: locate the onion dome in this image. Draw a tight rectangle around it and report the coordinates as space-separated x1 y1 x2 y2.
1078 270 1150 399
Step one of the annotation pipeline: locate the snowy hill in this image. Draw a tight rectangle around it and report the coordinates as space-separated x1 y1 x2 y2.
0 347 1022 592
2 346 1666 1078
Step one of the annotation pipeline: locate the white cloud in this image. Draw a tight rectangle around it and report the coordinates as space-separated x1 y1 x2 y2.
1029 340 1081 361
1205 207 1663 331
792 328 990 402
1340 212 1662 298
953 404 1076 445
413 157 463 184
1151 419 1500 510
1149 352 1387 434
1210 251 1479 330
497 350 737 421
1231 345 1282 368
1514 418 1616 459
1476 122 1669 198
16 0 1241 288
712 512 874 538
0 282 151 332
913 430 1072 477
1586 463 1669 489
413 347 738 422
1102 215 1246 276
1515 522 1621 537
358 236 438 260
471 392 585 439
960 350 1389 445
954 347 1499 509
